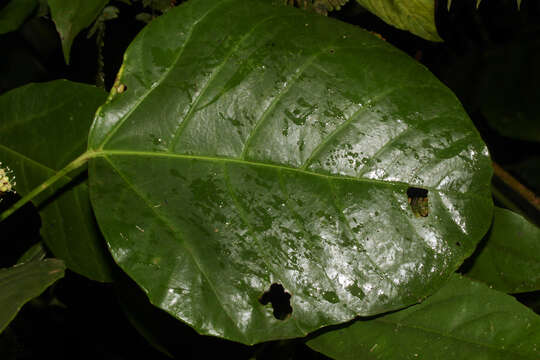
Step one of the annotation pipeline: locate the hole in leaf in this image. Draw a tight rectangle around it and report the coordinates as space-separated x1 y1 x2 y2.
407 187 429 217
329 48 335 54
259 283 292 320
456 241 461 247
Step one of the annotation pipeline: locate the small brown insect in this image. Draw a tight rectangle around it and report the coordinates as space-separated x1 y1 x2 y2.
408 196 429 217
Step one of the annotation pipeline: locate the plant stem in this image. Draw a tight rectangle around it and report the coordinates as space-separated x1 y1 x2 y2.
491 185 526 217
0 151 94 222
492 161 540 212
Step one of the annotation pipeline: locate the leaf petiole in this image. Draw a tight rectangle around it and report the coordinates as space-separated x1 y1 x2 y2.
0 150 96 222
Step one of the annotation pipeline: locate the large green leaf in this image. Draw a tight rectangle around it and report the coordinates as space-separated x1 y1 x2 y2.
48 0 109 64
0 259 65 333
88 0 492 344
465 207 540 293
0 80 114 282
308 274 540 359
0 0 38 34
355 0 442 42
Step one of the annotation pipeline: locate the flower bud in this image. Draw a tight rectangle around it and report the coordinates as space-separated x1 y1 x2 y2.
0 162 15 196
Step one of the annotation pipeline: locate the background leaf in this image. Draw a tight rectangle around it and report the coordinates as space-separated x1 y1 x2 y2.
476 39 540 143
88 0 492 344
439 12 540 143
0 0 38 35
16 242 47 265
114 273 252 358
355 0 442 42
48 0 109 64
308 274 540 360
0 258 65 333
464 207 540 293
0 80 114 282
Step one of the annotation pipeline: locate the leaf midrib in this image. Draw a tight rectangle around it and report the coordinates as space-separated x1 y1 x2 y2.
102 155 248 343
93 149 484 200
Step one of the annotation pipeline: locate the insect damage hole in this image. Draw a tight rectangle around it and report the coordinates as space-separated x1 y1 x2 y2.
407 187 429 217
259 283 292 320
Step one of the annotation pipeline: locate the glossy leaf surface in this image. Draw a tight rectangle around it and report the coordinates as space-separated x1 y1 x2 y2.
308 274 540 360
0 80 114 282
88 0 492 344
0 259 65 333
0 0 37 34
356 0 442 42
48 0 109 63
465 207 540 293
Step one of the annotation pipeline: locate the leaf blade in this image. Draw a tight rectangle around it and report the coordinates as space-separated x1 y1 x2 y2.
0 80 114 282
465 207 540 293
0 259 65 333
307 274 540 360
89 0 493 343
0 0 37 34
356 0 442 42
48 0 109 64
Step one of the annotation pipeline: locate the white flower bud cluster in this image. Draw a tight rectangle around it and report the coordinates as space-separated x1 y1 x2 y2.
0 162 15 195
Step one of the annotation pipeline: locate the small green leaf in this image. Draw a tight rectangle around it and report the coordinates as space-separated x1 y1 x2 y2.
0 259 65 333
308 274 540 360
356 0 442 42
16 242 47 265
0 0 38 34
48 0 109 64
0 80 114 282
88 0 492 344
465 207 540 293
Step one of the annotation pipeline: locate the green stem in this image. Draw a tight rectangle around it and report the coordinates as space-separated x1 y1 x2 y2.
0 151 94 222
492 162 540 212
